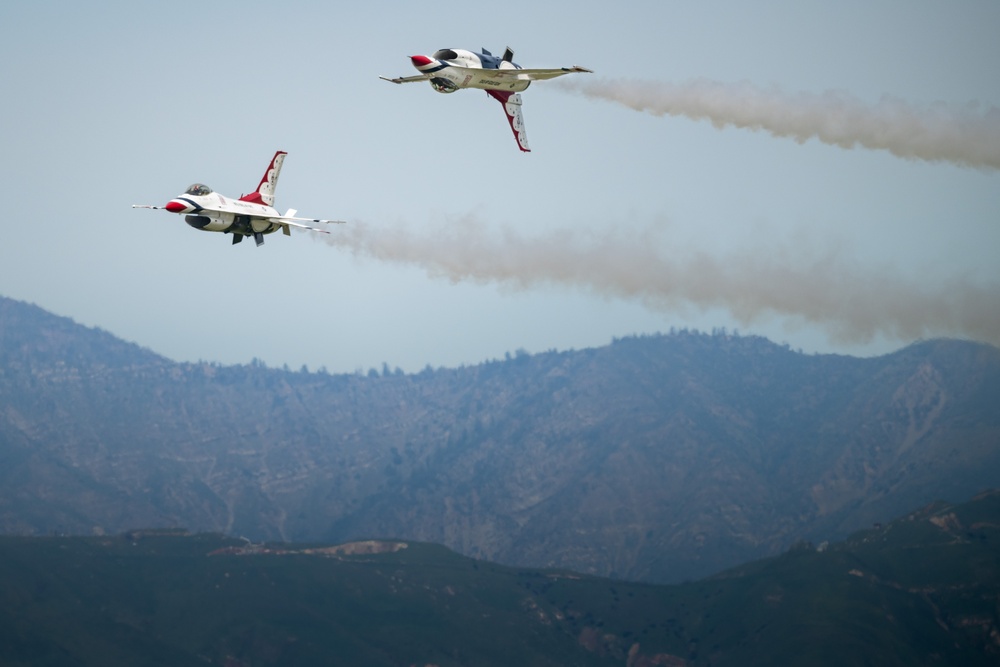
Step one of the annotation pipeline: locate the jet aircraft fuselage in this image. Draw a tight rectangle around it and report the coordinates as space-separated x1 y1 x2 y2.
134 151 343 246
381 47 591 152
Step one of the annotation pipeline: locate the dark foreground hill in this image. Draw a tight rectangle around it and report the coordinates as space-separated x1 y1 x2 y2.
1 491 998 667
2 295 1000 583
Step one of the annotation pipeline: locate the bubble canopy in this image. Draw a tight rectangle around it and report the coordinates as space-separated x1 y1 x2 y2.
184 184 212 196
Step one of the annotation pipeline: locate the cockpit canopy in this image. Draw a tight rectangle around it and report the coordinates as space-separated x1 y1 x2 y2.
185 183 212 196
432 49 458 61
430 77 459 93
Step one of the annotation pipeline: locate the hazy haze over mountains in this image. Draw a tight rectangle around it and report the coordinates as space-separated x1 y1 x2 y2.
1 295 998 583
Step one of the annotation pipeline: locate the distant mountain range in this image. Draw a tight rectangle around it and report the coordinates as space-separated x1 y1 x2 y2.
1 295 999 583
1 490 997 666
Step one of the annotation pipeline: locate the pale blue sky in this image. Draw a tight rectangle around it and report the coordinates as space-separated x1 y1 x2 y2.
1 1 997 372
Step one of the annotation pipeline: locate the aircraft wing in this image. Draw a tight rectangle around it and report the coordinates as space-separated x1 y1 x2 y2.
380 74 432 84
469 65 593 85
506 65 593 81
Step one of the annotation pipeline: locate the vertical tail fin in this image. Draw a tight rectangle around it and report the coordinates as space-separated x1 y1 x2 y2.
239 150 287 206
487 90 530 152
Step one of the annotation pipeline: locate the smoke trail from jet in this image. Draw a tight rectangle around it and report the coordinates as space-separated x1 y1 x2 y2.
323 217 1000 347
555 78 1000 170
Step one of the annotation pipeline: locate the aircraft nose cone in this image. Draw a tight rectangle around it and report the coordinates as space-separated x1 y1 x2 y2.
410 55 433 68
164 200 188 213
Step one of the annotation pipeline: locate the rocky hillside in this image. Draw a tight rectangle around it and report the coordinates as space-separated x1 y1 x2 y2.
1 491 997 666
1 295 999 582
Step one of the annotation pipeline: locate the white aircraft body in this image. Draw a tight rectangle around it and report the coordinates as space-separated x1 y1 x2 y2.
380 47 592 152
133 151 344 246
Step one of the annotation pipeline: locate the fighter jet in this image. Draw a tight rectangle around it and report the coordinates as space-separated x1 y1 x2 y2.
133 151 344 246
380 47 592 152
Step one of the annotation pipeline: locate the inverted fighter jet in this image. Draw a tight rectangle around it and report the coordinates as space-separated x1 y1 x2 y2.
381 47 592 152
133 151 344 246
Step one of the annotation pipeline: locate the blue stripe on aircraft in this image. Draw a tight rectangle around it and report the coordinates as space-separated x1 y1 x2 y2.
177 197 203 212
419 61 450 74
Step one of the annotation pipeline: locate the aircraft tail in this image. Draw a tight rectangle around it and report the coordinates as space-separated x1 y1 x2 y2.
487 90 530 152
240 150 287 206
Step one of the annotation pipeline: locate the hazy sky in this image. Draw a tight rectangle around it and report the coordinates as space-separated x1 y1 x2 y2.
1 1 997 373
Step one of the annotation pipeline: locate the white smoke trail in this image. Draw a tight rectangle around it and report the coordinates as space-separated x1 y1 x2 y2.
324 217 1000 347
555 78 1000 170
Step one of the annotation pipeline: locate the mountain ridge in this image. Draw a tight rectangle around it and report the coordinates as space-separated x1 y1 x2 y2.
1 294 998 583
1 490 997 666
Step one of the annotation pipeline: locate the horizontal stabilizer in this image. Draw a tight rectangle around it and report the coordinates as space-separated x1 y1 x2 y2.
268 209 347 235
